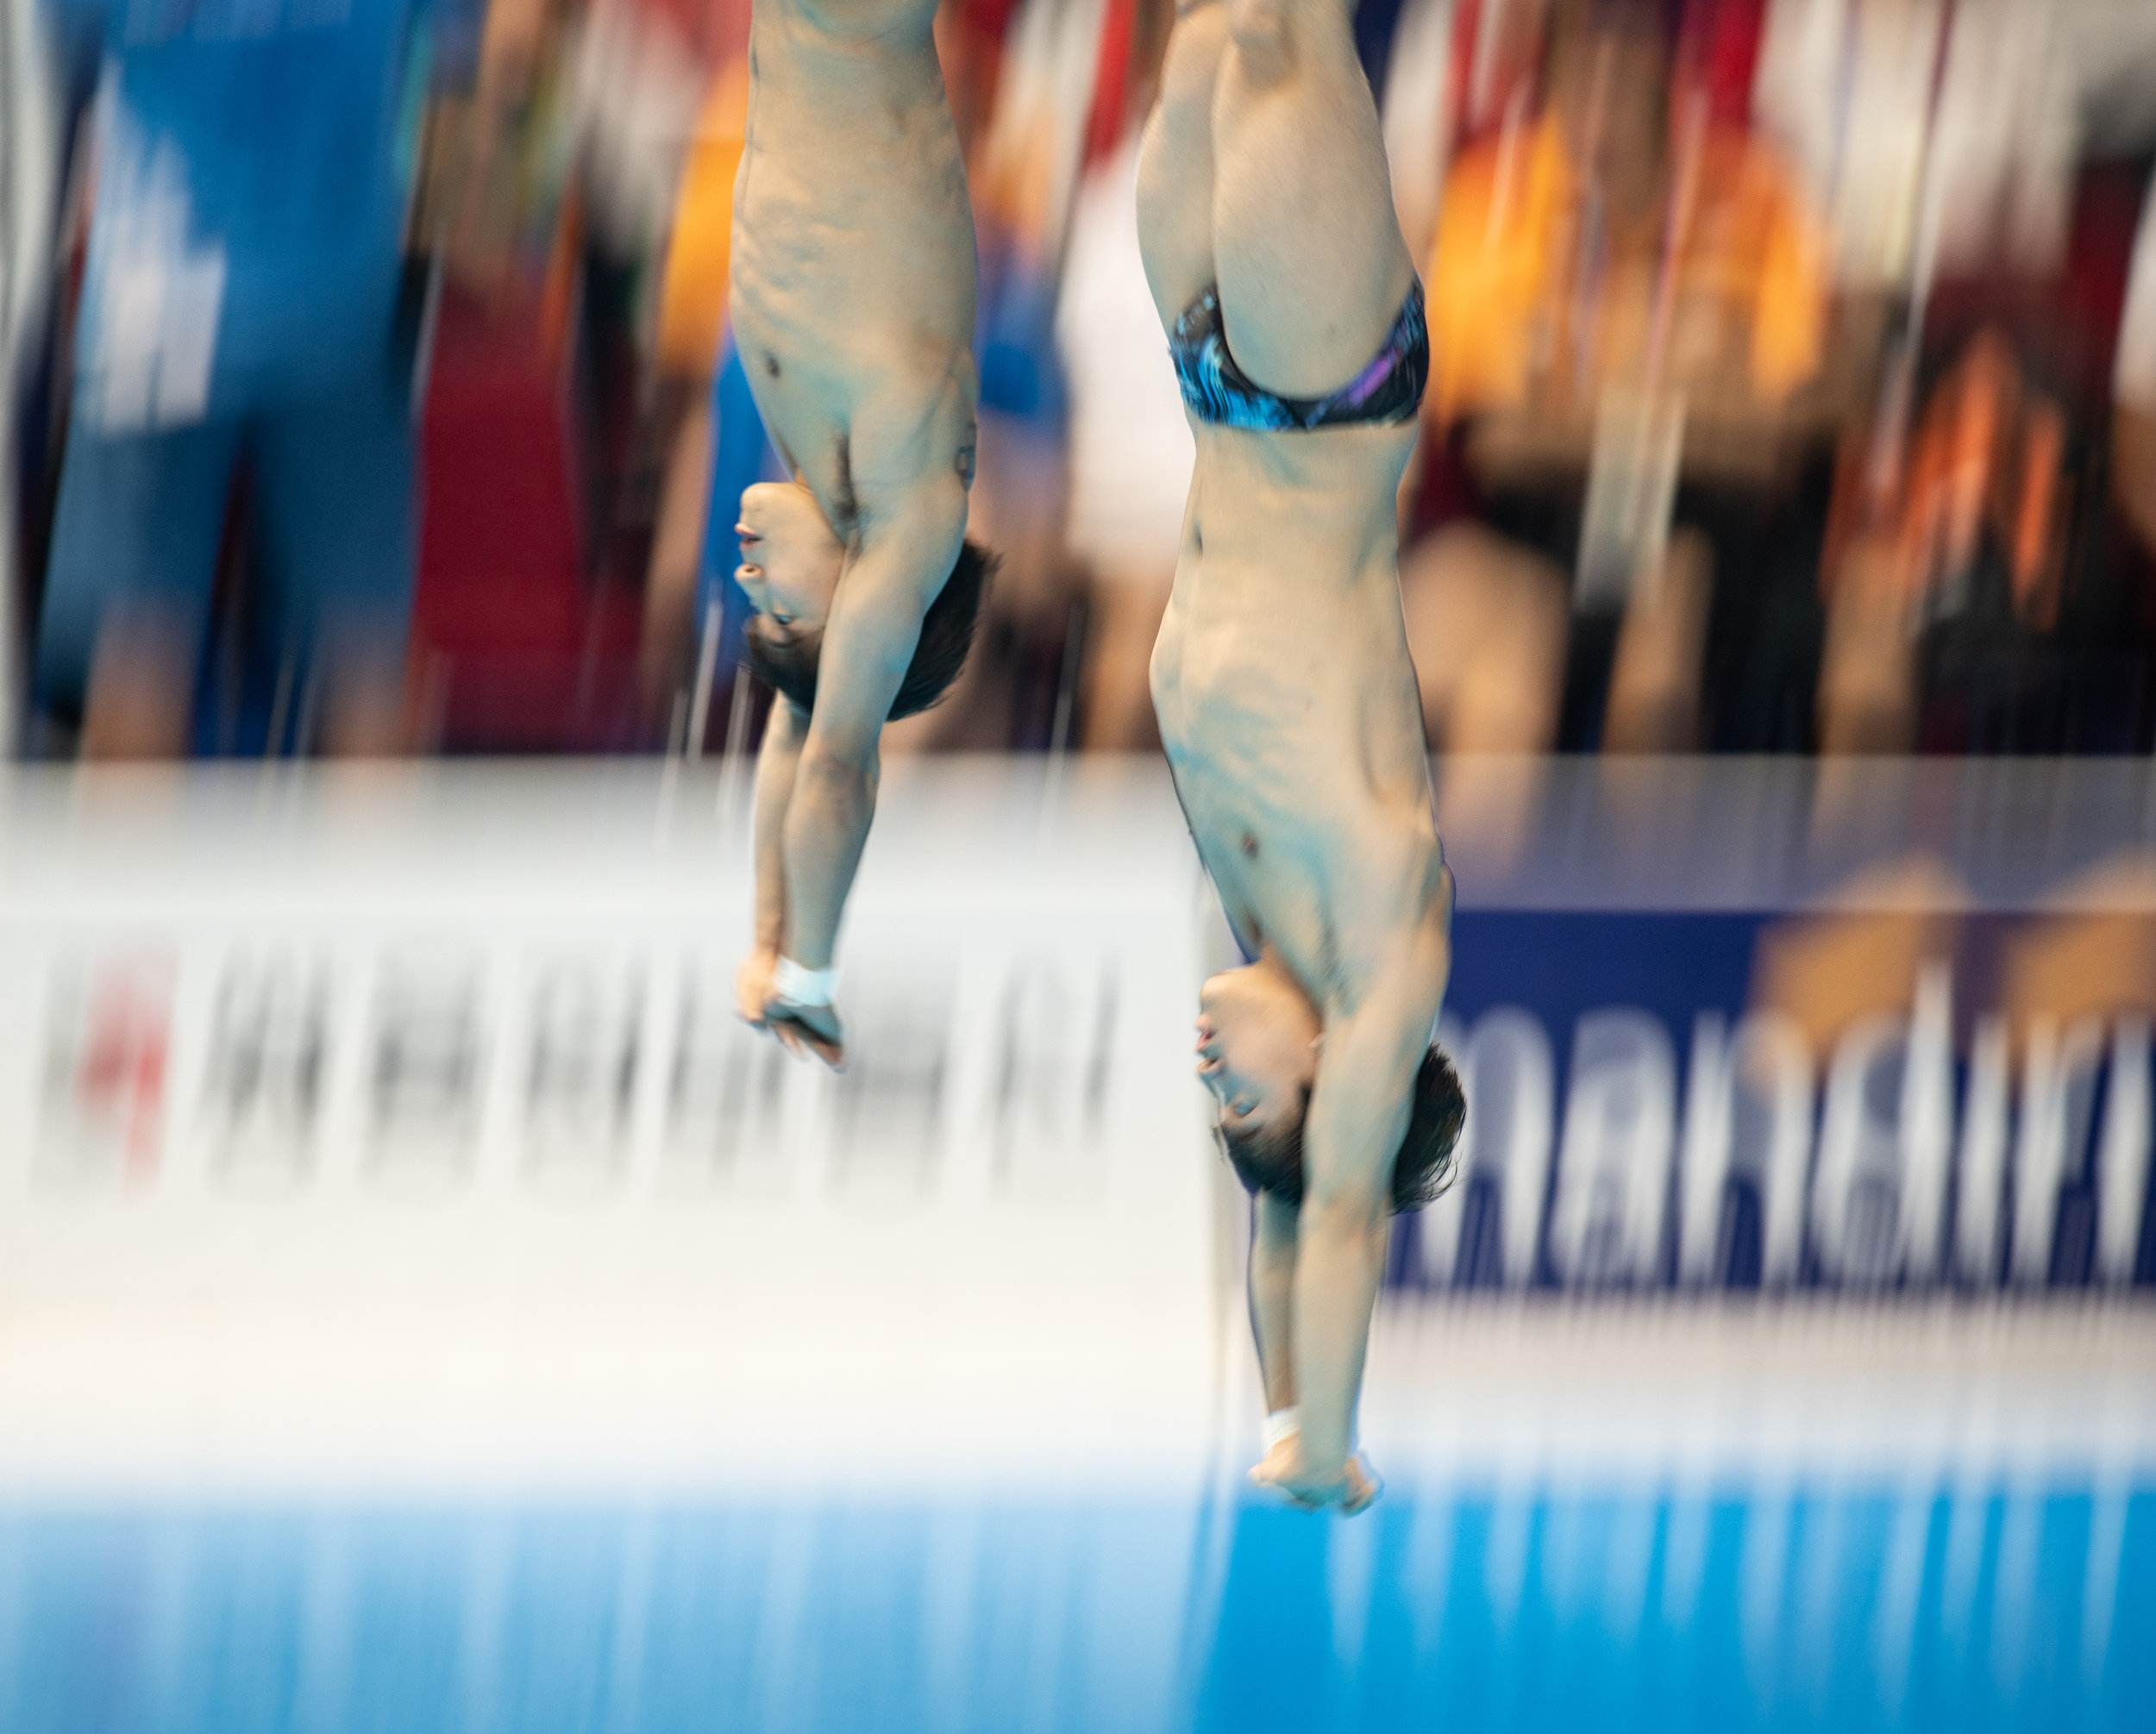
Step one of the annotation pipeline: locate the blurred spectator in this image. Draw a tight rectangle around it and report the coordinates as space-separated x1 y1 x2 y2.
1406 0 1833 760
2117 170 2156 577
10 0 2153 764
1054 22 1185 752
1379 0 1456 269
413 0 709 752
1810 33 2156 758
31 0 440 757
1753 0 2077 292
2 0 66 758
1815 328 2079 752
637 0 752 723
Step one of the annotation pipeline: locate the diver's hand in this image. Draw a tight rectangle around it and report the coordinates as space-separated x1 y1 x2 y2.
762 994 847 1070
736 947 780 1027
737 948 848 1067
1250 1440 1381 1516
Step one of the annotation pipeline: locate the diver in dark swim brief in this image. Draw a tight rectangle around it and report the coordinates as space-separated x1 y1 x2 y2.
1137 0 1458 1518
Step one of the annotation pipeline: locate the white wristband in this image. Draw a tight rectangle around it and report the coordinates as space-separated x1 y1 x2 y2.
772 955 840 1007
1260 1406 1302 1455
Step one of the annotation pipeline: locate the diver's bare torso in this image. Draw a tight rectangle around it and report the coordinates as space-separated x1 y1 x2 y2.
730 0 981 532
1154 433 1445 992
1138 0 1448 1007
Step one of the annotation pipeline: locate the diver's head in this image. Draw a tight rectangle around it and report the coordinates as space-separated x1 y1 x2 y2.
738 481 995 720
1199 962 1466 1213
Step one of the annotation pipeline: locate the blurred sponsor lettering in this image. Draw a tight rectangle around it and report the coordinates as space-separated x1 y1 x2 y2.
203 948 331 1189
36 950 174 1186
1401 905 2156 1294
369 948 486 1186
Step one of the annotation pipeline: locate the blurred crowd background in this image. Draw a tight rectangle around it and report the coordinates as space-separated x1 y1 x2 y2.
5 0 2156 763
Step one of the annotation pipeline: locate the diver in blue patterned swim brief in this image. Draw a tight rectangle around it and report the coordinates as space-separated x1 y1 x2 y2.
1169 279 1430 433
1136 0 1463 1518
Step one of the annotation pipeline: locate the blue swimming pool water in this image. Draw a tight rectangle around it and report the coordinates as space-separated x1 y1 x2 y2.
3 1484 2148 1734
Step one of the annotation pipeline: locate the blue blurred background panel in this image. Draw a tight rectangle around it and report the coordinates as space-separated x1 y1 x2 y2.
2 1489 2149 1733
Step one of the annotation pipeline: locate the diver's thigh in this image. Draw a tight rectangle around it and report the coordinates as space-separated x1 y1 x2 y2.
1208 0 1413 398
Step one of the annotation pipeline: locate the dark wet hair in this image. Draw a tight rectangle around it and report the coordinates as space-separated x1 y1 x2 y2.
1220 1044 1466 1214
744 540 996 721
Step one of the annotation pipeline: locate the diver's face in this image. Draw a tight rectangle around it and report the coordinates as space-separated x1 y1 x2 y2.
735 482 843 635
1195 965 1320 1142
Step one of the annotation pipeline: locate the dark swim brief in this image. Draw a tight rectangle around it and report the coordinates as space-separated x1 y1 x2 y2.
1170 279 1427 431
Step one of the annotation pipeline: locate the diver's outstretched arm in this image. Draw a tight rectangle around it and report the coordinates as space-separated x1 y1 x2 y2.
1280 932 1449 1499
1249 1189 1300 1415
738 696 807 1028
758 473 968 1064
